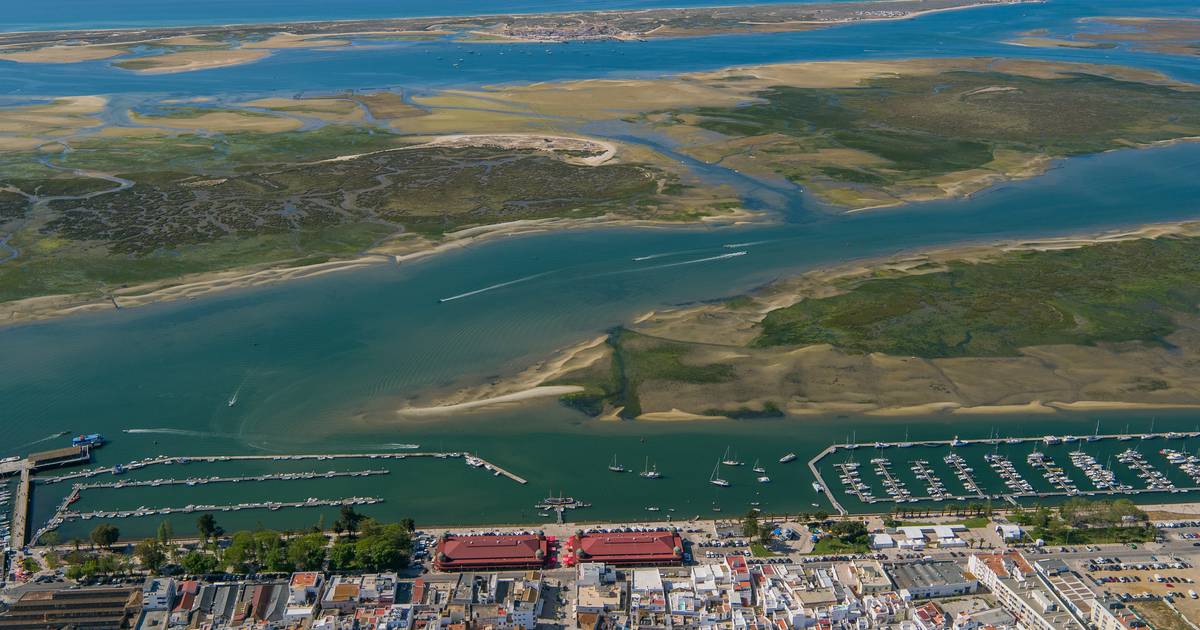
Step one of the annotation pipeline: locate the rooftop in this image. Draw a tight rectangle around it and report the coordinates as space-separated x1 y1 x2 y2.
888 561 972 590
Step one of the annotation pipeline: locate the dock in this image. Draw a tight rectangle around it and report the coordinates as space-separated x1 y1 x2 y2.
36 451 527 486
2 445 92 548
808 431 1200 511
807 445 846 515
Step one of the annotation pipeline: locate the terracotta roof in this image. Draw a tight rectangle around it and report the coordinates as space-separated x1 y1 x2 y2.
436 534 548 569
291 572 320 588
572 532 682 563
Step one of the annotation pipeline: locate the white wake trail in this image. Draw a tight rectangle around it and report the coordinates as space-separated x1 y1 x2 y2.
439 272 552 303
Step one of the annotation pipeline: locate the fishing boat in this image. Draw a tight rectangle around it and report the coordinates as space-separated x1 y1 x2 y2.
709 461 730 487
779 453 797 463
752 459 766 474
608 455 626 473
640 458 662 479
721 447 743 467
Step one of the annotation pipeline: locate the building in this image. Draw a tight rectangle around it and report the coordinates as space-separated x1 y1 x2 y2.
1089 596 1150 630
968 552 1085 630
852 560 893 595
0 586 140 629
995 524 1024 541
871 533 896 550
169 580 200 627
568 530 684 567
897 525 969 549
288 571 325 619
911 601 948 630
142 577 176 611
434 533 549 572
887 562 978 599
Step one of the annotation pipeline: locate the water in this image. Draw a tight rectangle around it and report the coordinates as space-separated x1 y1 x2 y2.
4 0 1200 538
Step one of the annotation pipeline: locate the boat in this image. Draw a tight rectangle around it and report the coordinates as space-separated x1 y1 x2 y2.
721 447 743 467
72 434 105 448
646 506 660 512
779 453 797 464
874 442 889 449
752 459 766 474
951 436 967 447
1086 421 1101 442
608 454 626 473
640 458 662 479
1043 435 1061 445
812 481 823 492
709 461 730 487
757 476 771 483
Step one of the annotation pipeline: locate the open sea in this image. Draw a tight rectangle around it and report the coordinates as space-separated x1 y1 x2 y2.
3 0 1200 539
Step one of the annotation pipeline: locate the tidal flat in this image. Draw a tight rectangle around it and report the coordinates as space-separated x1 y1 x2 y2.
4 57 1200 323
439 223 1200 419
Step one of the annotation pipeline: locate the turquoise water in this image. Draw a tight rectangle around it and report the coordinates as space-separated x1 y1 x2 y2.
4 0 1200 538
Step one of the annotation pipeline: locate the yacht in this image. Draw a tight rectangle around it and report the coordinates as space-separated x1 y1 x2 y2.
757 476 771 483
951 436 967 447
752 459 766 474
608 455 626 473
779 453 798 464
640 458 662 479
721 447 743 467
812 481 823 492
709 461 730 487
1043 435 1061 445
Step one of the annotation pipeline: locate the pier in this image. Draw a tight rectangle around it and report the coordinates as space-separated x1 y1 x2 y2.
36 451 527 486
807 445 846 515
60 497 384 524
71 468 390 491
2 445 93 547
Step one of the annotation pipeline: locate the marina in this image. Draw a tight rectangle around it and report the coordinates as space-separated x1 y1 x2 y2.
812 432 1200 512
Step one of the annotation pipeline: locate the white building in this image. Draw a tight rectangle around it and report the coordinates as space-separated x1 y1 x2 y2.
142 577 176 611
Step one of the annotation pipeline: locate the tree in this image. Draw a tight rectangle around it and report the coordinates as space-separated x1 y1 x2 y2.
180 550 220 575
287 533 328 571
41 531 61 550
90 523 120 550
329 541 356 570
742 510 761 538
157 521 174 545
336 506 365 540
400 518 416 533
135 539 166 572
196 514 222 543
354 521 412 571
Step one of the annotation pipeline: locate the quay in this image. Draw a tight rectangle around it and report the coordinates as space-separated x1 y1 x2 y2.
2 445 93 548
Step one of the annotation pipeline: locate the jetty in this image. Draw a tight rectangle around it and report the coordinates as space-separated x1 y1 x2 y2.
36 451 527 486
807 445 846 515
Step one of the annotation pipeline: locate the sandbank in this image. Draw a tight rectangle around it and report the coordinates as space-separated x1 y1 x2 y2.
0 44 125 63
397 386 584 416
116 49 270 74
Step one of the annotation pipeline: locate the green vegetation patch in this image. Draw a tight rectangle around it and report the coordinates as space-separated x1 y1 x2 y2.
1012 499 1155 545
754 236 1200 357
677 70 1200 194
555 328 736 418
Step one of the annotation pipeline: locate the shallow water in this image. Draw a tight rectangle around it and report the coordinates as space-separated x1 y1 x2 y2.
4 0 1200 537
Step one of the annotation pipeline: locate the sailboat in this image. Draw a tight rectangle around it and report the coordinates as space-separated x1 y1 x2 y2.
709 461 730 487
1086 420 1101 442
752 459 766 473
721 446 743 466
899 427 913 448
640 457 662 479
608 454 626 473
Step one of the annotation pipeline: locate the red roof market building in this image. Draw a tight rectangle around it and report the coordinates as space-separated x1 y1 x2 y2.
434 533 549 572
567 531 684 566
